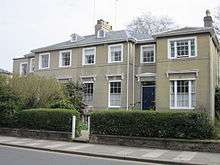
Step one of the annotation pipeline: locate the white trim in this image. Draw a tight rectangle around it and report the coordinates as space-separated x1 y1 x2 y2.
108 80 122 108
19 62 28 76
108 44 123 63
29 58 35 73
80 75 96 83
39 53 50 70
59 50 72 68
106 74 123 80
140 44 155 64
169 78 196 81
166 70 199 78
167 36 197 59
82 47 96 65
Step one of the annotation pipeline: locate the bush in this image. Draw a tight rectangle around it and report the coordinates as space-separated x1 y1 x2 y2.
9 75 64 109
49 99 75 109
16 108 81 136
91 110 215 139
63 81 85 113
0 75 21 127
215 87 220 119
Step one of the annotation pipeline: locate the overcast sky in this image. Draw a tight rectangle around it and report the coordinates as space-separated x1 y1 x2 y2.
0 0 220 71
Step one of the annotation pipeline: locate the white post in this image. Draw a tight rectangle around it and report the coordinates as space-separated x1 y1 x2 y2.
72 116 76 139
88 116 91 134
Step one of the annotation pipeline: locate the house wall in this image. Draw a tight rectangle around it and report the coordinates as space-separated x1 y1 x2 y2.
13 58 30 75
33 42 131 109
155 34 212 115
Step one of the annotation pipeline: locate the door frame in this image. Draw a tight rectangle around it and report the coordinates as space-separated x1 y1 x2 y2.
141 84 155 110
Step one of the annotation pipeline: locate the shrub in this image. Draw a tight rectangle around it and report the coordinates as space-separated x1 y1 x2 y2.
91 110 215 139
63 81 85 113
0 75 21 127
49 99 75 109
16 108 81 136
8 75 64 109
215 87 220 119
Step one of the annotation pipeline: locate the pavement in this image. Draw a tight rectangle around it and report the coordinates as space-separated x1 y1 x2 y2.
0 135 220 165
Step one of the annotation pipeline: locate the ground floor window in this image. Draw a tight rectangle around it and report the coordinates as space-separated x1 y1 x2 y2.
170 80 196 109
109 81 121 107
83 83 94 103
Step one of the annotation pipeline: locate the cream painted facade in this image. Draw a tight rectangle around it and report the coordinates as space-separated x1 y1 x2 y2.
13 17 220 120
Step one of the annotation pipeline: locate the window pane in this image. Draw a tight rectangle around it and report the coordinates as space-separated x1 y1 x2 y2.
170 81 175 107
110 82 121 107
41 55 49 68
84 83 94 103
190 39 195 56
84 49 95 64
21 64 27 75
170 41 175 57
110 45 122 62
176 40 189 57
61 52 70 66
142 46 154 63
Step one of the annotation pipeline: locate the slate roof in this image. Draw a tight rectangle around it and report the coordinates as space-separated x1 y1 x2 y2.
0 68 11 75
30 27 219 53
32 30 154 53
153 27 214 38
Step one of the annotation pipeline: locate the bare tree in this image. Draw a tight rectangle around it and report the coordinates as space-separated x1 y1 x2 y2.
214 7 220 36
127 13 177 37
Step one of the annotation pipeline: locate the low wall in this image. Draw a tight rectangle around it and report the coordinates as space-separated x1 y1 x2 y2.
90 134 220 153
0 128 72 141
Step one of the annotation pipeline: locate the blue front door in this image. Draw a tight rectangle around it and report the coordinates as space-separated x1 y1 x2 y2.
142 86 155 110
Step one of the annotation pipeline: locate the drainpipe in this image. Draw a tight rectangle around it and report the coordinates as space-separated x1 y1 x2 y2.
126 41 130 110
132 42 136 107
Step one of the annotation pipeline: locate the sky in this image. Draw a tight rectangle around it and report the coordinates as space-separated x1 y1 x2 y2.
0 0 220 72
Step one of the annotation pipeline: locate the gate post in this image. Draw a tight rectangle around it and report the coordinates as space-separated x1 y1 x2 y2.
72 116 76 139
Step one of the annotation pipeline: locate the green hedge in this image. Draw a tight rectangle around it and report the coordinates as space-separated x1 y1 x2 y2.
16 108 81 136
90 110 215 139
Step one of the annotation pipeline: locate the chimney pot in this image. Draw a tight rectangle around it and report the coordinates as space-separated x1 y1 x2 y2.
204 9 213 27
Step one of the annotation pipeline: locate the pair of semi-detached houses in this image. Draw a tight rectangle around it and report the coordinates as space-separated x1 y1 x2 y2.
13 11 220 120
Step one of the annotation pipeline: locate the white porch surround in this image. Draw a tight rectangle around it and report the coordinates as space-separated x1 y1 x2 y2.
136 72 156 82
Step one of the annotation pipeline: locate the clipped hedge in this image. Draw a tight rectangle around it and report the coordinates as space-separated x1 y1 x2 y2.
91 110 215 139
16 108 80 136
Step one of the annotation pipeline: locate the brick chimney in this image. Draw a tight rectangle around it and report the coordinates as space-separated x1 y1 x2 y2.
204 9 213 27
95 19 112 35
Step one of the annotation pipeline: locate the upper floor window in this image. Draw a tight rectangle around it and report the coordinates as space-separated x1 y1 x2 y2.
39 53 50 69
20 62 28 76
29 58 35 72
97 29 106 38
168 37 197 59
59 50 71 67
108 44 123 63
140 45 155 63
82 47 96 65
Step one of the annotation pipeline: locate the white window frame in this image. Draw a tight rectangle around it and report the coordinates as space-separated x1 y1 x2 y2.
82 47 96 65
97 29 106 38
108 80 122 108
108 44 123 63
140 44 155 64
83 81 94 103
170 78 196 109
167 36 197 59
39 53 50 69
20 62 28 76
29 58 35 73
59 50 72 67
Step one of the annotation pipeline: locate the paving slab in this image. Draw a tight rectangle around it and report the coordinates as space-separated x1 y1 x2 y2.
0 135 219 165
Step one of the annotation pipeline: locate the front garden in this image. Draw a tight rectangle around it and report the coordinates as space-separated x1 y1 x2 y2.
0 75 85 136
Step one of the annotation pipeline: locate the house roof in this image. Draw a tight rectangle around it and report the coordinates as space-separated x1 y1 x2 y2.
31 30 154 53
153 27 214 38
0 68 11 75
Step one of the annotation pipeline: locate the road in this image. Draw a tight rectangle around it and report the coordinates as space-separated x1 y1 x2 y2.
0 145 161 165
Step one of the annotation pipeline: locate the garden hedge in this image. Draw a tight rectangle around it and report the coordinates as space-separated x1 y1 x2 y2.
16 108 81 136
90 110 215 139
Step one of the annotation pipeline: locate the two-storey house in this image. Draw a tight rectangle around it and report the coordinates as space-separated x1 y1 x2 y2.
13 11 220 120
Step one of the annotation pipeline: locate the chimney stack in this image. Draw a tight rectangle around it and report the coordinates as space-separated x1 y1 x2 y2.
204 9 213 28
95 19 112 35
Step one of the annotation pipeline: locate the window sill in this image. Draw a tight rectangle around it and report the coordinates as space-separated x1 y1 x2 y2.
170 106 195 110
108 106 121 108
59 65 71 68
